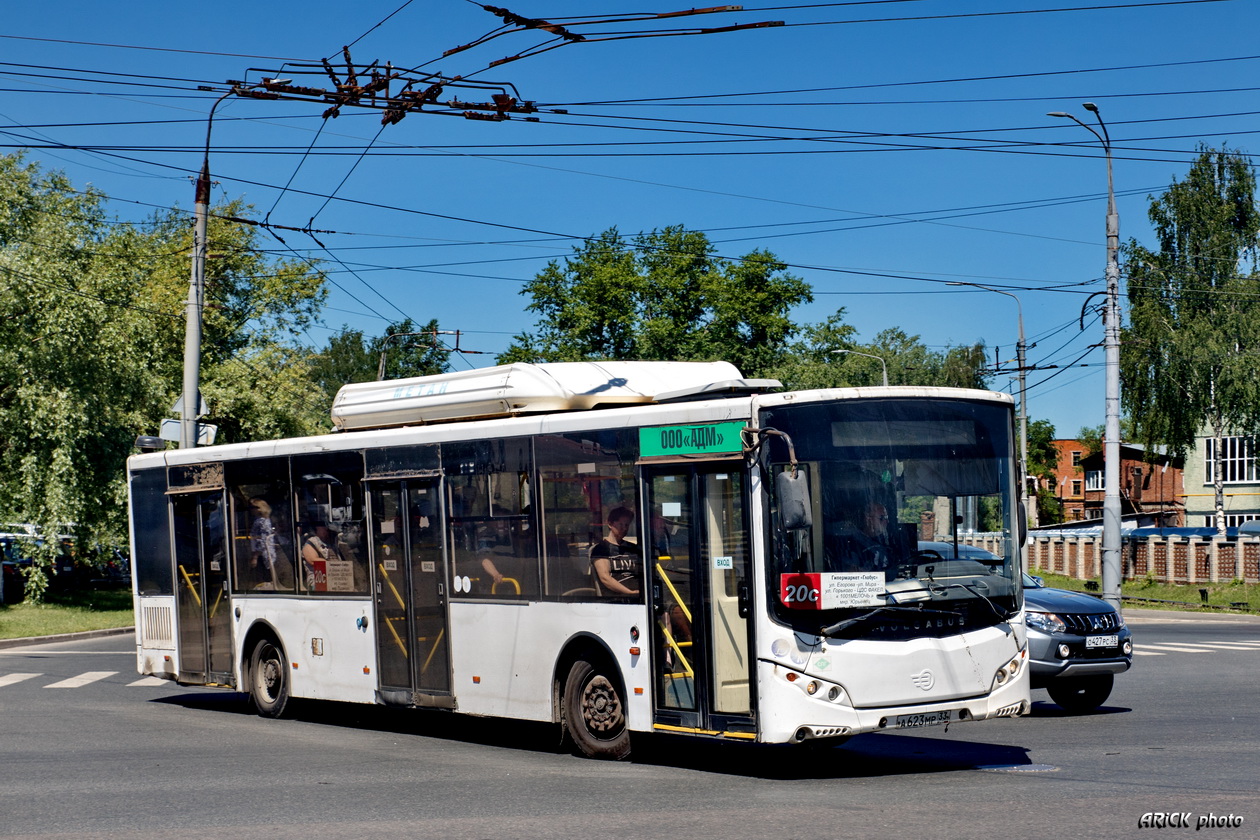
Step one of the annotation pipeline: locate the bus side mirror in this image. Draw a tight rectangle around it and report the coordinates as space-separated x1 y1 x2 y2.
776 470 813 530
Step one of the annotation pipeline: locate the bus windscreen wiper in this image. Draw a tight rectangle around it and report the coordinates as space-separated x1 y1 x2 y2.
821 605 960 637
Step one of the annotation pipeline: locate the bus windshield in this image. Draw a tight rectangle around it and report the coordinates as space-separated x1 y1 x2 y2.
760 396 1021 639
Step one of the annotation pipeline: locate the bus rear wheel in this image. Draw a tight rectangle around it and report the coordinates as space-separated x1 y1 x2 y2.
564 658 631 760
250 639 290 718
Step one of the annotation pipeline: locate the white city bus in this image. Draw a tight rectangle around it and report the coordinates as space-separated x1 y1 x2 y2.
128 361 1029 758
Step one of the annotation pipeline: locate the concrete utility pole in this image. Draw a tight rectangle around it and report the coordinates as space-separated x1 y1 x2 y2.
1050 103 1122 612
181 90 242 449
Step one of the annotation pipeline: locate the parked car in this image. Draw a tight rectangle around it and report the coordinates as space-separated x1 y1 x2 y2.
1023 573 1132 713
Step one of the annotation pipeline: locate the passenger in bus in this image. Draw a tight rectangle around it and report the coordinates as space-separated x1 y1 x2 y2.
301 521 357 592
249 497 281 589
589 506 641 599
474 519 522 595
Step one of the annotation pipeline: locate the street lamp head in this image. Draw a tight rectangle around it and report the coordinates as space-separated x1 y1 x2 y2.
1082 102 1099 113
1047 111 1072 118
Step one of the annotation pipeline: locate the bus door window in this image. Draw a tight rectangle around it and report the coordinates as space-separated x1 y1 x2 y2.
650 473 696 712
407 483 450 694
369 482 410 689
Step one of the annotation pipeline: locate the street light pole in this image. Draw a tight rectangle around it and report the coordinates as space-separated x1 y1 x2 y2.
832 349 888 387
1050 103 1122 612
946 282 1029 525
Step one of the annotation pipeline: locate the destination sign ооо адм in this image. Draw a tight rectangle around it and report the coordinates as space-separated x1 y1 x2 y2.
639 421 746 457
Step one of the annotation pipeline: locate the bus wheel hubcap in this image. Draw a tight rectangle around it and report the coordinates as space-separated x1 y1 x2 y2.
582 676 622 735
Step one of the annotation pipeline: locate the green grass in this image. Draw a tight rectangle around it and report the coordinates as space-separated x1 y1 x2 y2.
1034 570 1259 613
0 588 134 640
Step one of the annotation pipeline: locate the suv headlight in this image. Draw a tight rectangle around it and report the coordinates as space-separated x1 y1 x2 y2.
1026 611 1066 633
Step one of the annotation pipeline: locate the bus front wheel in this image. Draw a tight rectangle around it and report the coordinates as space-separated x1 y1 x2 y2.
564 658 631 760
250 639 290 718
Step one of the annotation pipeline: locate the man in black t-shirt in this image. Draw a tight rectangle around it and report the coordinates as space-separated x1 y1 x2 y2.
589 506 641 598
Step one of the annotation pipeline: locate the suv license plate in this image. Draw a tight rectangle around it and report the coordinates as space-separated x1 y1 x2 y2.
894 710 952 729
1086 634 1119 648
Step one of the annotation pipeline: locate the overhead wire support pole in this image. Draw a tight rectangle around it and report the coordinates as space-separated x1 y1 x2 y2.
182 89 239 449
1049 104 1122 612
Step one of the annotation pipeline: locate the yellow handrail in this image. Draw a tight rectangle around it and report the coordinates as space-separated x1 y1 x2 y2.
177 565 202 608
658 620 694 677
384 615 408 658
420 627 445 675
491 577 521 596
655 561 692 623
377 561 407 609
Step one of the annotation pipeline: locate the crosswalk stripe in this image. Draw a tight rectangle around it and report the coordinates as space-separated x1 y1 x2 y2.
0 673 42 687
44 671 117 688
128 676 168 687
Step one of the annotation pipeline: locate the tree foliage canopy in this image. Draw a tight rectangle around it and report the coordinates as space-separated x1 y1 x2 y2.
1122 147 1260 531
501 225 989 393
0 153 336 597
1123 147 1260 456
499 226 813 377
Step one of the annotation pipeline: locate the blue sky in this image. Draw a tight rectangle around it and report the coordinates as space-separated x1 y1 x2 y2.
3 0 1258 439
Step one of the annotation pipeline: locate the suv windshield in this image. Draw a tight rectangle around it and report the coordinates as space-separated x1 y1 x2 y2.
760 396 1021 640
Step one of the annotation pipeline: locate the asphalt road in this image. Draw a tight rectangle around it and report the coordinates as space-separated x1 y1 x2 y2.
1 610 1257 840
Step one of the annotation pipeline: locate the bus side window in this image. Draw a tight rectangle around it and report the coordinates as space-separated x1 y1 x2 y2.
535 430 636 600
226 458 296 594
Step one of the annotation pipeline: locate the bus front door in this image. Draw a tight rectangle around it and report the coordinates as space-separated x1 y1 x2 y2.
645 465 755 739
368 480 454 707
171 490 232 685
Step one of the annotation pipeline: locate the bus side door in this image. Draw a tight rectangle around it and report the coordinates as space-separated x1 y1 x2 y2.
367 479 454 707
171 489 232 685
644 464 755 738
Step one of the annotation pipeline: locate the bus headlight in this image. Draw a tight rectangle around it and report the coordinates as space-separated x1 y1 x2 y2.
993 654 1022 687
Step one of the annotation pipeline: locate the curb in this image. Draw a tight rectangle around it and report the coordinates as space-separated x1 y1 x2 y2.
0 626 134 650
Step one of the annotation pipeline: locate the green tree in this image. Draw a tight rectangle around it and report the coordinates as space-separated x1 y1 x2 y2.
0 153 329 599
773 321 987 392
1122 147 1260 533
500 226 812 377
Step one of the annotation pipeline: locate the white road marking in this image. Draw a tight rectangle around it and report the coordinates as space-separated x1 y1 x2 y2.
128 676 169 687
0 672 42 687
43 671 117 688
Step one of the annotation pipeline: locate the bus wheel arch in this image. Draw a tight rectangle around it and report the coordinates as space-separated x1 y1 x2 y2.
555 636 631 760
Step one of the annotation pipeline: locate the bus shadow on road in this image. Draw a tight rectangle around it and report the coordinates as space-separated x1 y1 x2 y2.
1026 700 1132 718
633 732 1033 779
151 692 1032 778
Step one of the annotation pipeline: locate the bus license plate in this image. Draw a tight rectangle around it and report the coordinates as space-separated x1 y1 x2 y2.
894 710 952 729
1086 635 1119 648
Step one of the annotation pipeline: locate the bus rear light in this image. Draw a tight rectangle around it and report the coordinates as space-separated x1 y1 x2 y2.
363 666 371 674
634 687 644 695
291 662 299 669
805 681 820 695
629 647 641 656
785 672 798 682
473 676 481 684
